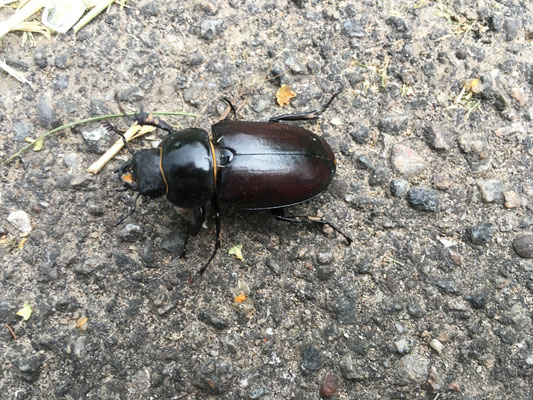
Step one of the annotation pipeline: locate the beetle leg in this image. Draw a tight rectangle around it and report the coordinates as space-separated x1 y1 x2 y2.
268 88 343 123
136 111 177 136
199 196 221 275
102 120 134 155
271 208 352 244
222 97 238 120
114 192 142 227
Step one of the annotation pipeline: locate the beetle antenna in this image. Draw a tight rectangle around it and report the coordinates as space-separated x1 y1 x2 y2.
222 97 238 120
114 192 141 227
102 120 134 155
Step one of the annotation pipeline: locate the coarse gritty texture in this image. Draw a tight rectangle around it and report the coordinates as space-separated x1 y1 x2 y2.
1 1 533 399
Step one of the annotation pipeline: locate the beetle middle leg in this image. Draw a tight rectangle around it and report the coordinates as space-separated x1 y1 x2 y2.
268 88 343 123
271 208 352 244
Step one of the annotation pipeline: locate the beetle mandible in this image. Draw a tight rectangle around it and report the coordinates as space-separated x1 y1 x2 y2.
116 90 352 273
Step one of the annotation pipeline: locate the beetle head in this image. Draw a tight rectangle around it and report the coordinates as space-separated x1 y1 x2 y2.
118 149 166 199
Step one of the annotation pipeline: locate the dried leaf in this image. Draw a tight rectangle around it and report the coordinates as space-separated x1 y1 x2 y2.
234 294 247 303
276 84 296 107
463 78 483 94
17 303 33 321
18 237 28 250
228 244 243 260
76 316 88 331
32 136 44 151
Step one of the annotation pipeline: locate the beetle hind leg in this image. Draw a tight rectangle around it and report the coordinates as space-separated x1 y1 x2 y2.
268 88 343 123
271 208 352 244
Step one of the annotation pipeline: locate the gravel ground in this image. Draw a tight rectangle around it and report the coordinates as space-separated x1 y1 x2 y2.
1 1 533 399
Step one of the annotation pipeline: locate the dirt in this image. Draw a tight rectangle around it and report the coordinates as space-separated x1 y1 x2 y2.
1 0 532 399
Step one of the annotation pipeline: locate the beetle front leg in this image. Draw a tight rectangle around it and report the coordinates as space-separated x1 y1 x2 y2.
271 208 352 244
198 196 221 275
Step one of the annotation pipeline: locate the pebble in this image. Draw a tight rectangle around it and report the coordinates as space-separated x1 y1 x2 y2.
465 291 488 309
33 51 47 68
117 224 144 242
193 361 233 395
200 18 225 40
435 280 459 295
503 191 521 208
432 175 452 190
184 82 208 105
378 115 408 135
319 374 338 398
510 87 527 106
342 19 365 38
350 125 370 144
13 120 31 142
423 125 450 151
355 154 374 170
339 354 369 381
37 92 54 129
117 86 144 102
396 354 429 384
512 234 533 258
160 230 187 254
477 179 503 203
390 179 408 197
301 345 321 374
63 153 80 168
429 338 444 354
82 126 111 154
467 223 496 245
317 252 333 264
336 288 357 324
7 210 32 233
54 54 69 69
427 366 444 391
248 387 269 399
394 337 414 354
369 167 388 187
197 309 229 330
406 189 439 212
17 356 43 383
503 18 520 41
265 258 281 275
391 144 425 175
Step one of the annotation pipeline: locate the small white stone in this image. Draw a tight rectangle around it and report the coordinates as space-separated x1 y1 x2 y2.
7 210 32 233
429 338 444 354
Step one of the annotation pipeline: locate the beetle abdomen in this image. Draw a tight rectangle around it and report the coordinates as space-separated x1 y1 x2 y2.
212 120 336 209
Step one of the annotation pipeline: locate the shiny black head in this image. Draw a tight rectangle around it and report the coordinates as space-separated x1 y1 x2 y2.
118 149 166 199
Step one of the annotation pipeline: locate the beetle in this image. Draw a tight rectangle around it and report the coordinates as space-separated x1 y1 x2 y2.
115 90 352 273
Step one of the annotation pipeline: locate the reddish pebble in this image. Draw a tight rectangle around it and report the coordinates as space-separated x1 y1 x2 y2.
320 374 338 398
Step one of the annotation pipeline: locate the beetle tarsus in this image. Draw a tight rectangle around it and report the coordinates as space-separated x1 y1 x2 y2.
103 120 134 155
114 192 141 227
271 208 352 244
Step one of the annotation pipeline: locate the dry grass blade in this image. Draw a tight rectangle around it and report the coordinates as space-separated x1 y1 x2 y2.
0 0 44 38
13 20 50 38
72 0 114 34
0 58 32 86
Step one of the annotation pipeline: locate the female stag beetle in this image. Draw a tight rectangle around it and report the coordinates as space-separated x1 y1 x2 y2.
116 90 352 274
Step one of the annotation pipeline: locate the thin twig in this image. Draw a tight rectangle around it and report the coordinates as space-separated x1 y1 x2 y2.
1 111 197 167
5 323 17 340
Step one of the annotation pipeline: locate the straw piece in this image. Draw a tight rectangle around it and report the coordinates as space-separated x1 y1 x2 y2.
0 0 45 38
87 124 155 174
